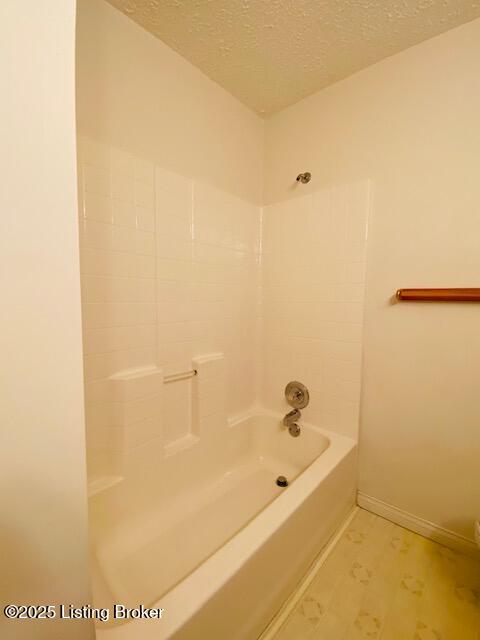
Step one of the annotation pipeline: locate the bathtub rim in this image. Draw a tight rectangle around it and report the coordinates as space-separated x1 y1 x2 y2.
96 408 357 640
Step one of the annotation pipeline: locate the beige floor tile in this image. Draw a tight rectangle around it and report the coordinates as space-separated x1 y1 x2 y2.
272 509 480 640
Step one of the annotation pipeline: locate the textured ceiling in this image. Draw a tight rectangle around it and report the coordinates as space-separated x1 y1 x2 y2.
106 0 480 115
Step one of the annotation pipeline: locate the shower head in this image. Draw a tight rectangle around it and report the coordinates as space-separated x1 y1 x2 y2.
296 172 311 184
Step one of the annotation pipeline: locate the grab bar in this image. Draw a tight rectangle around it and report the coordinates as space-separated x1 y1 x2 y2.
164 369 198 384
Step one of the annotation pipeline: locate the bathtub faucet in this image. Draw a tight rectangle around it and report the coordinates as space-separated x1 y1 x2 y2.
283 409 301 426
283 409 301 437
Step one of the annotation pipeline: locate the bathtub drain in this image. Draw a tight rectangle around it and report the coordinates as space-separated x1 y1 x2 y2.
276 475 288 487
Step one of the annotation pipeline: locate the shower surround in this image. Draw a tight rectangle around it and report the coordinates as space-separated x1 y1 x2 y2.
78 136 369 489
78 137 262 486
78 132 369 638
262 183 369 441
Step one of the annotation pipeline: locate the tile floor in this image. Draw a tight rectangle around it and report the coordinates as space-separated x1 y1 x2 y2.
272 509 480 640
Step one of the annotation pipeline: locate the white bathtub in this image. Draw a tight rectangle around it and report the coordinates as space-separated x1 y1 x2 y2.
93 411 357 640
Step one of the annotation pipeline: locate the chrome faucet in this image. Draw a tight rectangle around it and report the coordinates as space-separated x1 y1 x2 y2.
283 409 301 426
283 381 309 438
283 409 301 438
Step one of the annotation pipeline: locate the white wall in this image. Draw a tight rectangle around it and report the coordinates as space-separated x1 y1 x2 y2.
265 18 480 541
0 2 93 639
76 0 264 205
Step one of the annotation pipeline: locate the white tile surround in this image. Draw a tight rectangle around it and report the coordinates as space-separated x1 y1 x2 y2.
262 182 370 440
78 136 370 486
78 137 261 484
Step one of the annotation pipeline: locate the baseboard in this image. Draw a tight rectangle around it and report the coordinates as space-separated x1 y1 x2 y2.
357 491 479 559
258 505 359 640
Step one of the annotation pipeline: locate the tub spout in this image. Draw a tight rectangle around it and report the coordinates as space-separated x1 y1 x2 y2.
283 409 301 426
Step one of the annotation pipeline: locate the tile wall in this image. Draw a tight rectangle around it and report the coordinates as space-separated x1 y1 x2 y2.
78 137 369 486
79 138 158 482
155 168 261 445
261 181 370 439
78 137 261 485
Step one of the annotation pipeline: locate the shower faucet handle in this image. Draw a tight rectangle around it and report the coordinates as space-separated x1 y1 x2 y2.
285 381 310 409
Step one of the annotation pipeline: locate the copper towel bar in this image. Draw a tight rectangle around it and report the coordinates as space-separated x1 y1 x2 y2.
396 288 480 302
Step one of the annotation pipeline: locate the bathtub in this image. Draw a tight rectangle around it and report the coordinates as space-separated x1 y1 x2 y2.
93 410 357 640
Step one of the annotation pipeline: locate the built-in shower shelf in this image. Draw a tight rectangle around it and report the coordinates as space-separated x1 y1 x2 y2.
88 475 123 498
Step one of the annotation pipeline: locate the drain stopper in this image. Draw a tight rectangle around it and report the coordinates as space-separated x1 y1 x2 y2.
276 475 288 487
